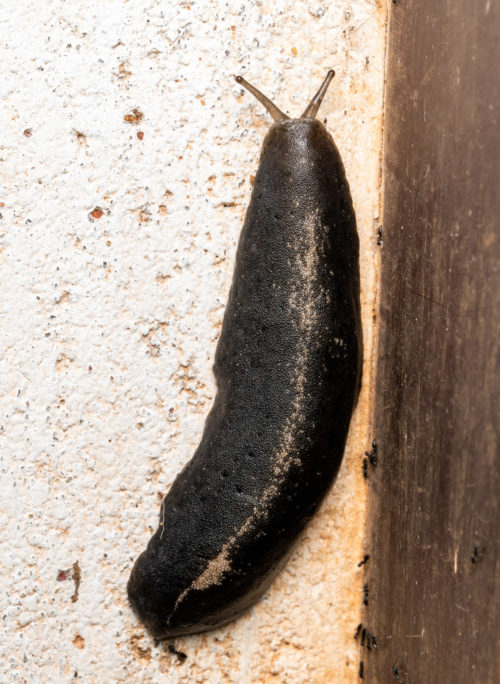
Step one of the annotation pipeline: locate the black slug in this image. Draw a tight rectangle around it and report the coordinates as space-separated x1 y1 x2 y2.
128 70 362 638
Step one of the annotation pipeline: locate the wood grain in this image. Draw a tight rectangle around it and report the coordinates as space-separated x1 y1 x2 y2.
363 1 500 682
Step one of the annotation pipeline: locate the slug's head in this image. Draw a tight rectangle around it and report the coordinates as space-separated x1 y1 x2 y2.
235 69 335 125
235 70 338 177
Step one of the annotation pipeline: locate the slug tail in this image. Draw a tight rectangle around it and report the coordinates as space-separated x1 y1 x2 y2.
300 69 335 119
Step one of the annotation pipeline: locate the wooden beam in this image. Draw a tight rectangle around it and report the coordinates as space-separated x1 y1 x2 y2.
363 1 500 681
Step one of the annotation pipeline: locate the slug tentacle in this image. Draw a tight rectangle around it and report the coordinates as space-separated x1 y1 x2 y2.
301 69 335 119
236 70 336 122
235 75 289 122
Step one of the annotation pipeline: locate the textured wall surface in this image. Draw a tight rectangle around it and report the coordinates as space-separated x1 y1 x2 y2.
0 1 386 681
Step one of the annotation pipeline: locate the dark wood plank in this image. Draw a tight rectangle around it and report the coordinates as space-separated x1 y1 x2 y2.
363 1 500 682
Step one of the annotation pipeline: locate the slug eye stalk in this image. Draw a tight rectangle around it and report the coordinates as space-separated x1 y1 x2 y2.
300 69 335 119
235 74 289 122
234 69 335 121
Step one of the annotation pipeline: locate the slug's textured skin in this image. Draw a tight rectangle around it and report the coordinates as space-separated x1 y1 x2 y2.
128 80 362 638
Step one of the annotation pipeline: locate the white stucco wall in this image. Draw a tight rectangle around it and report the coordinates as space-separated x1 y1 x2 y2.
1 1 386 681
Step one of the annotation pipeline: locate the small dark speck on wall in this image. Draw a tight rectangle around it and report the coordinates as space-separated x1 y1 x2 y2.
365 440 378 467
363 582 369 606
167 644 187 663
358 554 370 567
71 560 81 603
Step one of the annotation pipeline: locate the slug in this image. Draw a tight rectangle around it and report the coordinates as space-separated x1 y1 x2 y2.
128 70 362 638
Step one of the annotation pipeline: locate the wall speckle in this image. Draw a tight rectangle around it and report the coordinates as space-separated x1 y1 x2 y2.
0 1 386 681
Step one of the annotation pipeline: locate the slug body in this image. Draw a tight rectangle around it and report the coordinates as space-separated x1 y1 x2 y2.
128 72 362 638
